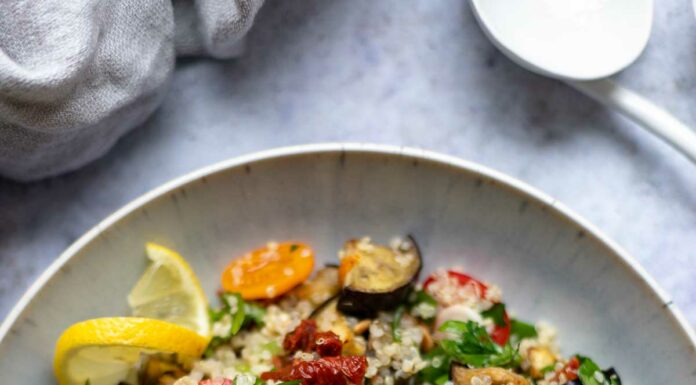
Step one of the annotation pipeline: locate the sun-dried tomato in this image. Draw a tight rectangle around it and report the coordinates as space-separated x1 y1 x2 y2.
261 356 367 385
284 319 318 353
313 331 342 357
283 319 343 357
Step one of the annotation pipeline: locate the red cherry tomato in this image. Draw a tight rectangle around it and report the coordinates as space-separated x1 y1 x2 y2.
423 270 488 298
424 270 510 345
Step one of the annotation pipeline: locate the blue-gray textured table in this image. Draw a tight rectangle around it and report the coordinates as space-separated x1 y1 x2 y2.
1 0 695 328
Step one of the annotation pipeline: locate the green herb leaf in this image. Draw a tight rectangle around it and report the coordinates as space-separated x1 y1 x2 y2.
290 244 300 253
540 364 556 375
245 301 267 326
418 346 452 385
203 336 226 358
236 362 252 373
205 292 266 357
481 303 507 327
409 290 438 306
262 340 282 355
510 319 537 340
392 305 406 342
438 320 520 368
577 356 608 385
225 293 246 335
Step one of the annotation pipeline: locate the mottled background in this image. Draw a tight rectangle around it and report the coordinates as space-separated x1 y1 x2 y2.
1 0 695 328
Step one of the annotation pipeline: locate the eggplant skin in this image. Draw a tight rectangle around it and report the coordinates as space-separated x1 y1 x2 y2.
337 236 422 317
338 282 414 317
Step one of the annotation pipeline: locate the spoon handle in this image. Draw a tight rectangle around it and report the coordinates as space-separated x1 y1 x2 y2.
567 78 696 164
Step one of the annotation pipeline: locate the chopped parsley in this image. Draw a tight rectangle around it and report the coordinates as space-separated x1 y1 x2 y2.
205 292 266 357
438 320 521 368
481 303 507 326
510 319 537 341
392 305 406 342
577 356 621 385
418 346 451 385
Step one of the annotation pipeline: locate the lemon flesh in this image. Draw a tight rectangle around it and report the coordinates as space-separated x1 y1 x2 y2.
128 242 210 336
54 318 209 385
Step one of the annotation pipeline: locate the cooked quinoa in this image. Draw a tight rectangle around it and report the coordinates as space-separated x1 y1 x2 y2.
165 237 621 385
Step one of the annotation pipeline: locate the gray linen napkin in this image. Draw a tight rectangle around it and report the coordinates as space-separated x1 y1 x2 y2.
0 0 264 181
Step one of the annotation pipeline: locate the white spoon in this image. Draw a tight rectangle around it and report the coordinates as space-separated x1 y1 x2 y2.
470 0 696 163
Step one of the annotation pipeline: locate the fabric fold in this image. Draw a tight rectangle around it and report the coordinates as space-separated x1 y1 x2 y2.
0 0 263 181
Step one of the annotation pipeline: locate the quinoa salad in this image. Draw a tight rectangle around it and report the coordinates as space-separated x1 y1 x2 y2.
54 237 622 385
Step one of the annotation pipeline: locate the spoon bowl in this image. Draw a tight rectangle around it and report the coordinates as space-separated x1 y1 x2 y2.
471 0 653 80
470 0 696 163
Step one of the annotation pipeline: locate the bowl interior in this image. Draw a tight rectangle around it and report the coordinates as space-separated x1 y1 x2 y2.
1 146 694 384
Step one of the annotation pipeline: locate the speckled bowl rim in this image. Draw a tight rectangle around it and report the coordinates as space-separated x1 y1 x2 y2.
1 143 694 350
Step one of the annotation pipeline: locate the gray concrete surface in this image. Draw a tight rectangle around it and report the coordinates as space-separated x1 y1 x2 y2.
1 0 695 328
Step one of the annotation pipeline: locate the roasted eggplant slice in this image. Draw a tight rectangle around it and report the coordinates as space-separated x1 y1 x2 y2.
336 236 422 317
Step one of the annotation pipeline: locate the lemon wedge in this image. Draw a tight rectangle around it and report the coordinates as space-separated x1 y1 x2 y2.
127 242 210 336
54 317 208 385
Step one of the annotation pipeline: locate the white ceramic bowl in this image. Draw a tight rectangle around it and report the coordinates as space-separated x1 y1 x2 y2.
1 144 694 384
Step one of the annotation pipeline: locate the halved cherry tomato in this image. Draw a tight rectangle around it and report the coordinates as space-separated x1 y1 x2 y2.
425 270 510 345
424 270 489 299
221 242 314 299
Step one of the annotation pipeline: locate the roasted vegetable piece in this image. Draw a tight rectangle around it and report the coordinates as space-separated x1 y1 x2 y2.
198 379 233 385
451 365 530 385
312 298 355 343
292 267 341 306
138 356 187 385
528 346 556 379
337 236 422 317
418 323 435 352
352 319 371 335
221 242 314 300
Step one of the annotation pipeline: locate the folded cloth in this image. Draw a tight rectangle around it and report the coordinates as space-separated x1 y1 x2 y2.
0 0 263 181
